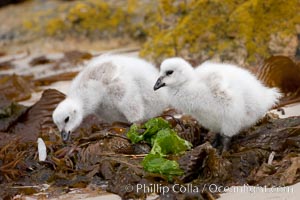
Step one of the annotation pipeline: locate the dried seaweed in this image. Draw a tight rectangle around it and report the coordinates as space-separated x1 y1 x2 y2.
258 56 300 107
29 55 53 66
248 153 300 186
179 142 231 183
0 60 14 70
0 95 27 132
10 89 65 142
62 50 93 64
0 87 300 199
0 74 35 101
34 72 78 86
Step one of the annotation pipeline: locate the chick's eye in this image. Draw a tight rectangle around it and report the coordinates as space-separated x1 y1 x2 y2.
64 116 69 123
166 70 174 76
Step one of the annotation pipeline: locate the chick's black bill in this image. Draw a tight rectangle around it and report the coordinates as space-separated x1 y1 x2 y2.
154 77 166 91
61 130 70 142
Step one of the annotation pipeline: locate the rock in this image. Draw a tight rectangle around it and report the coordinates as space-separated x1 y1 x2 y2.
269 33 298 57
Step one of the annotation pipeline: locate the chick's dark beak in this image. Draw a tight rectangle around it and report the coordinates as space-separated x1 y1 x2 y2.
61 130 70 142
154 77 166 91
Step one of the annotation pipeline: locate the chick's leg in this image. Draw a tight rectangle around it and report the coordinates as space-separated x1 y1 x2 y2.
211 133 231 153
211 132 222 148
221 135 231 152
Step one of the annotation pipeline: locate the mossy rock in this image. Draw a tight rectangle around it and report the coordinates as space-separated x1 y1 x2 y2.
140 0 300 66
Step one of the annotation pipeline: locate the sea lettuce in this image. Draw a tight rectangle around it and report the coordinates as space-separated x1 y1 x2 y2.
142 154 184 177
127 117 192 178
126 117 171 144
150 128 192 156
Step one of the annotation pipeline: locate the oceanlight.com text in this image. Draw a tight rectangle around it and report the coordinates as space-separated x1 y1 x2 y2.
124 183 294 195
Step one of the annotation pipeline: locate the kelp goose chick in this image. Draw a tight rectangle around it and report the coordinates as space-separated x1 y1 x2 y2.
53 55 168 141
154 57 281 151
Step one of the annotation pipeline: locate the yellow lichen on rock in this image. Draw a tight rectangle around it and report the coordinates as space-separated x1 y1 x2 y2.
140 0 300 65
226 0 299 63
21 0 299 66
46 18 65 36
23 0 132 38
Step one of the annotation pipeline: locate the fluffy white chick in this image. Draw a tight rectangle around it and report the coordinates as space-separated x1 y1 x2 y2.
154 57 281 151
53 55 168 141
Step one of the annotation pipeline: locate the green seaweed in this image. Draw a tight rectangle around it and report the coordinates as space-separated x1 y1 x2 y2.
142 154 184 177
150 128 192 156
127 117 192 178
126 117 171 144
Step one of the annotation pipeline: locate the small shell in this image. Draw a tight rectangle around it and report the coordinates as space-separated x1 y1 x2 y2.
268 151 276 165
37 138 47 161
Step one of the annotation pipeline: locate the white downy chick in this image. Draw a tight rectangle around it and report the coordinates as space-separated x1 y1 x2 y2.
154 57 281 151
53 55 168 141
